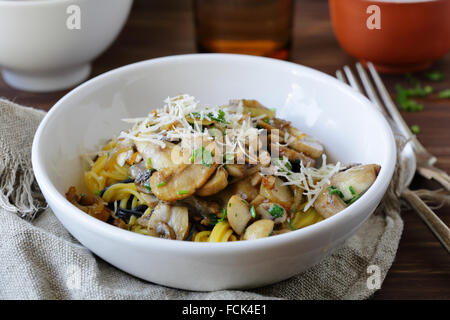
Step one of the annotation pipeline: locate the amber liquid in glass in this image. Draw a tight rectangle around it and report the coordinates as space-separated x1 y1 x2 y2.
194 0 293 60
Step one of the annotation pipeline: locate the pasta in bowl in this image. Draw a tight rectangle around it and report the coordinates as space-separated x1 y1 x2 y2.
32 54 396 290
66 94 380 242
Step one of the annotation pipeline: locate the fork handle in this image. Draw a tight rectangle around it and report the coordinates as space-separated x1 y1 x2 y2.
402 188 450 253
417 166 450 193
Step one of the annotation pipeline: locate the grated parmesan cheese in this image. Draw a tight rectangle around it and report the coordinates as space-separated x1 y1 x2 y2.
270 154 341 211
117 94 340 212
118 94 263 159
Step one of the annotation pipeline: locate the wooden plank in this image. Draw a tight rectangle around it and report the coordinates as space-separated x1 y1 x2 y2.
0 0 448 299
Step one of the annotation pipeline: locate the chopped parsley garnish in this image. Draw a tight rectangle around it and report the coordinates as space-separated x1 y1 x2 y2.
272 158 292 174
404 83 432 97
397 97 423 112
190 149 196 163
157 181 166 188
263 118 270 123
268 204 284 218
345 186 360 204
147 157 152 168
144 183 152 192
438 89 450 99
177 190 188 195
277 158 293 171
329 185 359 204
349 186 356 196
94 190 101 196
250 205 256 218
191 147 214 167
411 124 420 134
218 208 227 223
346 195 360 204
285 161 293 171
288 219 296 230
207 213 219 225
207 109 229 124
425 71 445 82
424 85 433 94
395 83 433 112
328 186 344 199
202 149 213 167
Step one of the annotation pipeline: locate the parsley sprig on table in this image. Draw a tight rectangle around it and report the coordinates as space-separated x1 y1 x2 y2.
396 71 450 111
425 71 445 82
438 89 450 99
410 125 420 135
396 83 432 112
423 71 450 99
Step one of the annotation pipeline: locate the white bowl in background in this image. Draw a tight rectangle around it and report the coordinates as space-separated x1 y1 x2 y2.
32 54 396 291
0 0 133 92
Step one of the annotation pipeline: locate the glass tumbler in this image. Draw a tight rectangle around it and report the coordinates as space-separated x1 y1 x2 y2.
194 0 293 60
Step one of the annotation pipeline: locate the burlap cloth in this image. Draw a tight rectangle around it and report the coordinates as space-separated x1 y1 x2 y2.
0 98 405 300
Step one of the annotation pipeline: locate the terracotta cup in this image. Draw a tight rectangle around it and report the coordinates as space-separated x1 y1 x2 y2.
329 0 450 73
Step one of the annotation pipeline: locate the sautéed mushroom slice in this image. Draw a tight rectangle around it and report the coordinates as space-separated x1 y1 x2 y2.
243 219 274 240
150 163 218 201
148 203 190 240
260 176 293 209
227 195 252 236
135 140 178 172
66 187 111 222
197 166 229 196
331 164 381 201
313 164 381 218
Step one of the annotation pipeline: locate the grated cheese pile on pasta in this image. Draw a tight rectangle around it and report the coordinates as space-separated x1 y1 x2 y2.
66 94 380 242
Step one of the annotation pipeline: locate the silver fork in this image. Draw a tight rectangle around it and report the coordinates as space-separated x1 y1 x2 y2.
338 63 450 192
336 62 450 253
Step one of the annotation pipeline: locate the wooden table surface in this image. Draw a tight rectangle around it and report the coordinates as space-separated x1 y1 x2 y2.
1 0 448 299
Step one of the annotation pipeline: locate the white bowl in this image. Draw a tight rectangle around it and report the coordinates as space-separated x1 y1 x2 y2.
32 54 396 291
0 0 133 92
